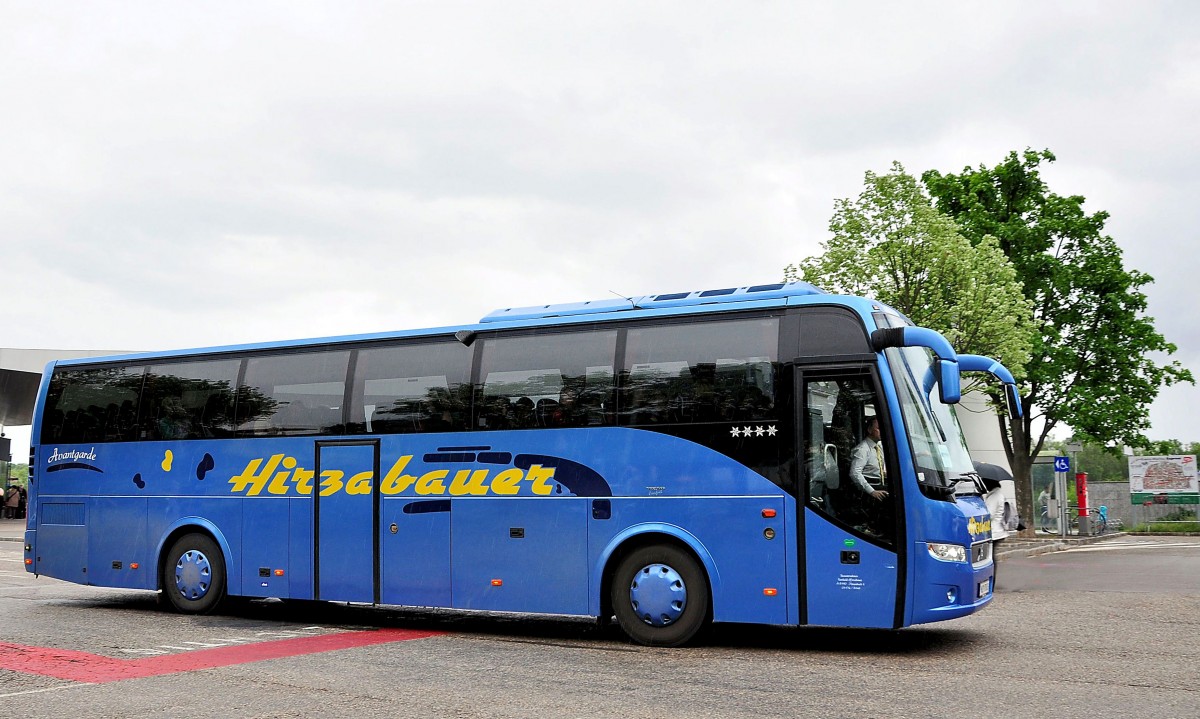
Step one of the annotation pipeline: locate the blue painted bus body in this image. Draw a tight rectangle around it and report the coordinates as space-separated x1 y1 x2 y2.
24 283 996 633
29 428 794 625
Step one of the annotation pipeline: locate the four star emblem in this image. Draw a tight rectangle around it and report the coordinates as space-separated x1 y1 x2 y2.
729 425 778 438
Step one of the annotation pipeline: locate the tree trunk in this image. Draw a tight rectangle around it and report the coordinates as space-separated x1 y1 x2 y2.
1004 413 1038 538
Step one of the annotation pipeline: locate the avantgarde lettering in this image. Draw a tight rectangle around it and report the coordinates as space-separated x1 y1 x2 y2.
227 454 558 497
48 447 98 464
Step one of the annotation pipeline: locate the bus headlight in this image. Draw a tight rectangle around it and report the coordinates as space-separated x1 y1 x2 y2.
927 542 967 563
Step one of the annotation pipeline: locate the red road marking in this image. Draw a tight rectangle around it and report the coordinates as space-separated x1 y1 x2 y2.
0 628 442 684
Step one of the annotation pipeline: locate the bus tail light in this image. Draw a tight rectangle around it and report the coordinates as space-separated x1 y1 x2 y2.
763 588 778 596
25 558 32 566
491 579 503 587
130 563 140 570
761 509 777 518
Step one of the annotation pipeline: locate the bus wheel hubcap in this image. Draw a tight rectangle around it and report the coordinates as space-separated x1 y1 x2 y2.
175 549 212 600
629 563 687 627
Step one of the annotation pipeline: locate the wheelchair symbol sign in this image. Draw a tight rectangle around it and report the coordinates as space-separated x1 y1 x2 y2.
1054 456 1070 472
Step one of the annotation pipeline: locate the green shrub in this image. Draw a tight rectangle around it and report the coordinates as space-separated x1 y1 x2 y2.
1131 521 1200 533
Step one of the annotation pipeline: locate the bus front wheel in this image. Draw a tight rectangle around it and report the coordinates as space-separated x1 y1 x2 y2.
611 544 709 647
162 533 226 614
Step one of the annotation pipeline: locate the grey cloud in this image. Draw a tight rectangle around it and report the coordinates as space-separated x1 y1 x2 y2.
2 1 1199 444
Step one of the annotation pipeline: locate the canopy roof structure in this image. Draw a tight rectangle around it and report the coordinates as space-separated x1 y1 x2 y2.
0 349 131 427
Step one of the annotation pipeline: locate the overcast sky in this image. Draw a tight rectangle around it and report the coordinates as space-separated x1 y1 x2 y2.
3 2 1198 458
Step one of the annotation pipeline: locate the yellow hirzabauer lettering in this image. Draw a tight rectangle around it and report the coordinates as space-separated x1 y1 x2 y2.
490 468 524 495
229 455 284 496
448 469 491 496
293 467 314 495
379 456 417 495
526 465 556 495
227 454 559 497
346 470 374 495
267 456 298 495
319 469 345 496
415 469 449 494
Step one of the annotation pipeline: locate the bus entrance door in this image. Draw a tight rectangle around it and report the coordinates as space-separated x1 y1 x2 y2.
803 511 898 627
801 373 899 628
314 441 380 603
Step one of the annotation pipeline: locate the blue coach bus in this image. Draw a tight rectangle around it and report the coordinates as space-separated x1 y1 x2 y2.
24 282 1020 646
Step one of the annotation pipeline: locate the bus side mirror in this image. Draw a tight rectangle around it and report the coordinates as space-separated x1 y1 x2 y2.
938 360 961 404
1006 384 1023 419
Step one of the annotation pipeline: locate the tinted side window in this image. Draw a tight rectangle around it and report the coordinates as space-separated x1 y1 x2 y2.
804 374 895 545
476 329 617 430
621 317 779 426
349 341 472 434
41 366 146 444
797 309 870 356
142 359 241 440
237 351 350 436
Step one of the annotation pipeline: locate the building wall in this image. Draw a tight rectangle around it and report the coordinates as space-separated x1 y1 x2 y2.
957 391 1012 473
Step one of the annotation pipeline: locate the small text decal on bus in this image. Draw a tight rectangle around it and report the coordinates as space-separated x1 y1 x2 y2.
228 454 558 497
967 516 992 537
45 447 103 473
48 447 98 464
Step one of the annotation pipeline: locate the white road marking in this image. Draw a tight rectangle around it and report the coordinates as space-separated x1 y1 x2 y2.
118 628 338 656
0 685 85 699
1064 540 1200 552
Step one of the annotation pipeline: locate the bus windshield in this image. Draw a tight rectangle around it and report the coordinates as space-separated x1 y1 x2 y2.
886 345 975 496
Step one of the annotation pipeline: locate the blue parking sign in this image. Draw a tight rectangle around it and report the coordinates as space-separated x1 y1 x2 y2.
1054 456 1070 472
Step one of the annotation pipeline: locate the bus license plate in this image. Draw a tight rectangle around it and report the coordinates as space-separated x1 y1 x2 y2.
977 579 991 598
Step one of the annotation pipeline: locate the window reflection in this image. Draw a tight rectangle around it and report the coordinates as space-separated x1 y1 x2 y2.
476 329 617 430
349 342 472 434
237 352 350 436
143 360 241 440
620 319 778 426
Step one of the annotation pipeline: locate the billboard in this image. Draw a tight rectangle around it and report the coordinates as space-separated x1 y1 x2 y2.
1129 455 1199 504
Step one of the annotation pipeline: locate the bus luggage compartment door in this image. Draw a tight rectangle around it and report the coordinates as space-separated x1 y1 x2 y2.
315 441 380 603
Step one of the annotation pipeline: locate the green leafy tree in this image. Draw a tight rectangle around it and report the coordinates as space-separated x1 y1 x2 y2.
1138 439 1200 456
924 149 1193 529
4 464 27 486
786 162 1034 379
1053 441 1131 483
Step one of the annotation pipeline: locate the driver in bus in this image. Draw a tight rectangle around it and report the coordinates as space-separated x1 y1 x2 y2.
849 416 889 501
847 416 890 537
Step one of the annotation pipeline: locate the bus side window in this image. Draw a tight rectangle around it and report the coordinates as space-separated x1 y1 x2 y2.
475 329 617 431
805 376 894 545
142 359 240 441
350 341 472 435
238 351 350 437
43 366 145 445
620 317 779 428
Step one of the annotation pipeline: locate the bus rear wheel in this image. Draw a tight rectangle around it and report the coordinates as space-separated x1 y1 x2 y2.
611 544 709 647
163 533 226 614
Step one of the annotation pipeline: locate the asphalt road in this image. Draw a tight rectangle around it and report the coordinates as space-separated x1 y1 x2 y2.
2 536 1198 718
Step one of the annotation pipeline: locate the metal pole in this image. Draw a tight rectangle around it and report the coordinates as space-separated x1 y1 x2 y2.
1055 469 1068 538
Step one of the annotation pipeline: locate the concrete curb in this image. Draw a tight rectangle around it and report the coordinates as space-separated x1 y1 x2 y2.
0 518 26 543
994 531 1127 559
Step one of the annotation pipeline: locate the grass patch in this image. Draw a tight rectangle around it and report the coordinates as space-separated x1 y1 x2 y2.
1130 522 1200 533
